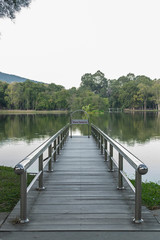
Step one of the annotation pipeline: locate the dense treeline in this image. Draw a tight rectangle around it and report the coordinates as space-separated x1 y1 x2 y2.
80 71 160 111
1 71 160 111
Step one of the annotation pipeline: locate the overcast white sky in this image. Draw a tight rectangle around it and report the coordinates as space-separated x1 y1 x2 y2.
0 0 160 89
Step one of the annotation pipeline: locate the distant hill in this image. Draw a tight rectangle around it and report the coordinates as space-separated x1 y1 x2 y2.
0 72 39 84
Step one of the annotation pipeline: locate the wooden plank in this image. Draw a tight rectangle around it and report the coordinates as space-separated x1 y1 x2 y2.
1 135 159 232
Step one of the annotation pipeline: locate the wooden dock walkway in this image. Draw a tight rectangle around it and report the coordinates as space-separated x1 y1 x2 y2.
1 136 160 231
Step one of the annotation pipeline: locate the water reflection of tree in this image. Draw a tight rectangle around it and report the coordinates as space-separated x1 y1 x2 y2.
1 113 160 144
0 114 69 142
74 112 160 144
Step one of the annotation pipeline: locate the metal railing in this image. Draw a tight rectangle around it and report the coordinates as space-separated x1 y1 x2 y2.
14 123 69 223
91 123 148 224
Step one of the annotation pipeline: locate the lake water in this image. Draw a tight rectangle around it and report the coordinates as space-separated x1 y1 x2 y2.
0 112 160 182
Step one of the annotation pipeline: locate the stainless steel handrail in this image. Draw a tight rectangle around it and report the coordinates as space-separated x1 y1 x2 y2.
91 123 148 224
14 123 69 223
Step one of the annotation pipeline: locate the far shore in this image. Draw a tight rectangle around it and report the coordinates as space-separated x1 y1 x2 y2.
0 110 68 114
124 109 159 112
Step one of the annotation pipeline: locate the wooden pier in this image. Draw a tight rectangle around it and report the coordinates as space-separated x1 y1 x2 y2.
1 134 160 231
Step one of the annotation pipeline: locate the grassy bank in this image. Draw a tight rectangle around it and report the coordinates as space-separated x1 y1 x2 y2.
0 166 34 212
1 166 160 212
130 180 160 210
0 110 68 114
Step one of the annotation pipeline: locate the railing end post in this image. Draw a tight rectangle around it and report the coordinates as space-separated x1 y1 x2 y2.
117 186 125 190
137 164 148 175
133 218 144 224
36 186 46 191
14 163 25 175
20 218 29 224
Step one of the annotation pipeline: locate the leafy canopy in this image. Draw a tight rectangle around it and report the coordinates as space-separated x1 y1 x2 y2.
0 0 31 19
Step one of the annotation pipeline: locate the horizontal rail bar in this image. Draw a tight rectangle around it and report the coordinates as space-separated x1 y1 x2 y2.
111 157 118 168
120 170 135 193
27 171 42 193
43 157 52 169
91 123 148 173
14 123 70 223
14 123 69 173
91 123 148 223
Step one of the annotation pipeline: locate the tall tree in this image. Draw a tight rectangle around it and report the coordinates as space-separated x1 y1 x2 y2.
152 80 160 110
135 76 152 110
80 70 108 96
0 0 31 19
0 81 8 108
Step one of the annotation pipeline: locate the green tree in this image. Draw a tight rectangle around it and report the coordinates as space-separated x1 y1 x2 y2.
136 76 152 110
152 79 160 110
80 70 108 96
4 82 24 109
0 81 8 108
0 0 32 19
119 81 138 109
108 79 121 108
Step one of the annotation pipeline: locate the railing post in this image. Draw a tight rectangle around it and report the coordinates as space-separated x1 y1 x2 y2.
108 144 114 172
104 139 108 161
98 132 100 149
63 132 65 146
54 139 57 162
101 135 103 155
95 129 98 145
133 164 148 223
37 153 45 190
58 136 60 155
48 144 53 172
64 128 67 142
88 120 90 138
133 170 143 223
60 133 63 149
117 153 124 190
20 171 29 223
70 117 72 138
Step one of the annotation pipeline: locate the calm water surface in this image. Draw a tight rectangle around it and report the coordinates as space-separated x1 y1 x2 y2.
0 112 160 182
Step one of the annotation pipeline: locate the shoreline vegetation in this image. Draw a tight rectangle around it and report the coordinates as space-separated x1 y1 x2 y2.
0 166 160 213
1 71 160 112
0 110 68 114
0 166 34 212
130 180 160 210
0 109 160 115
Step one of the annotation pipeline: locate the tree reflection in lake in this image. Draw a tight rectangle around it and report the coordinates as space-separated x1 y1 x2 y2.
0 114 69 142
0 112 160 181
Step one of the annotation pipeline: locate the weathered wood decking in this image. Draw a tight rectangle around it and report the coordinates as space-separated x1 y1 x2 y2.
1 136 160 231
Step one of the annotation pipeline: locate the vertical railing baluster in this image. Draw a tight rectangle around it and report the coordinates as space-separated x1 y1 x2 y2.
101 135 103 155
70 117 72 138
54 139 57 162
91 123 148 224
117 153 124 190
96 129 97 142
133 170 143 223
58 136 60 155
38 153 45 190
63 131 65 146
104 139 107 161
48 144 53 172
108 144 114 172
88 119 90 138
20 171 29 223
60 133 63 149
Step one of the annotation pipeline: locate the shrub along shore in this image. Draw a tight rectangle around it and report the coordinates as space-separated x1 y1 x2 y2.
0 166 34 212
130 180 160 210
0 110 68 114
0 166 160 213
